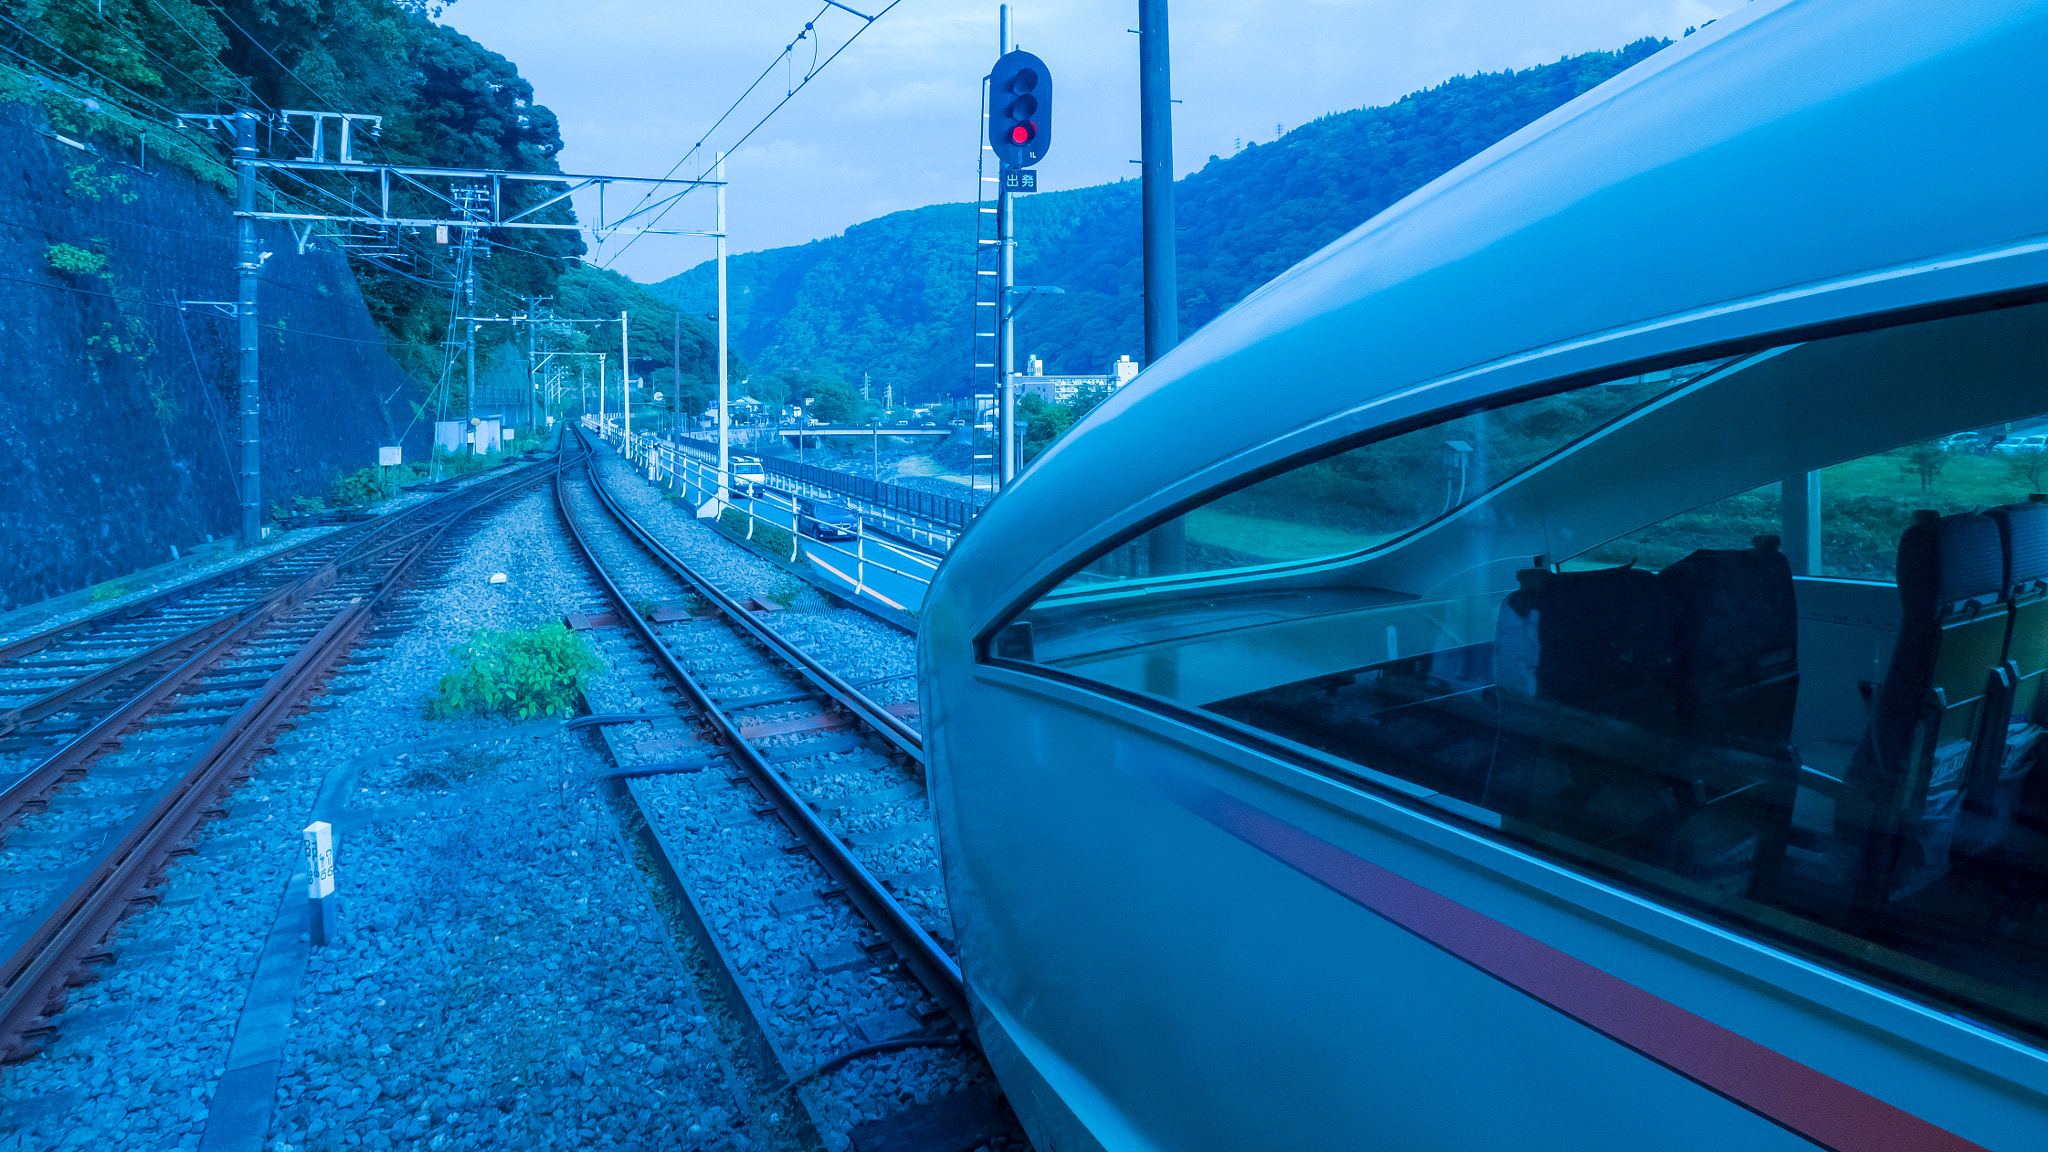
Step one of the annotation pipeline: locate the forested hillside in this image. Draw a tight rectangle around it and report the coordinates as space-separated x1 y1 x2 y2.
654 38 1668 401
0 0 719 394
0 0 737 603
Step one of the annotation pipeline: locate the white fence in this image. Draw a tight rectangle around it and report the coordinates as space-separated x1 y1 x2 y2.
584 417 941 616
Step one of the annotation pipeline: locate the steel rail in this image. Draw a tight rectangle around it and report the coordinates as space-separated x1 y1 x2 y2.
0 532 341 668
0 464 551 818
572 428 924 761
0 567 338 833
0 456 559 1059
0 458 549 717
553 464 969 1029
0 577 300 738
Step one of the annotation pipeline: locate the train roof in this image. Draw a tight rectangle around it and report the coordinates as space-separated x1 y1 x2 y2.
930 0 2048 637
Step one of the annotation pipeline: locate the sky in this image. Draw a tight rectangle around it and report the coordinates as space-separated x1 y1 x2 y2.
442 0 1743 283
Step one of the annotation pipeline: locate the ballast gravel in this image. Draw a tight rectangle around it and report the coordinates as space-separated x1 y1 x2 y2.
0 482 787 1152
559 465 1014 1149
584 441 917 707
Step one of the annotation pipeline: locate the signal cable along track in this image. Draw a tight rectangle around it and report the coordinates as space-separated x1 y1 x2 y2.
555 446 1024 1150
0 454 561 1064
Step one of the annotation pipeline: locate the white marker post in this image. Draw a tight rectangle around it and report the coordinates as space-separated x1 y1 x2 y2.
303 821 336 945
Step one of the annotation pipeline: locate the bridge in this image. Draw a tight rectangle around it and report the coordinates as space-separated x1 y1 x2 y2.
769 426 955 441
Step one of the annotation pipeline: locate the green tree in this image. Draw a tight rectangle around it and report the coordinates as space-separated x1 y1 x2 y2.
805 375 868 424
2007 452 2047 496
1 0 590 366
548 265 728 413
1022 384 1112 463
1898 441 1949 493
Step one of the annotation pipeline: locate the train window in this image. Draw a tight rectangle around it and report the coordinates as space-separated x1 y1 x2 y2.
1054 358 1739 587
996 300 2048 1042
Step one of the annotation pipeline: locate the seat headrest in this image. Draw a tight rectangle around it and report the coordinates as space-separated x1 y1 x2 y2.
1897 510 2004 622
1988 501 2048 592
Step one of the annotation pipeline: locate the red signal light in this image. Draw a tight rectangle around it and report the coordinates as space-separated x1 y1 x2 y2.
988 49 1051 167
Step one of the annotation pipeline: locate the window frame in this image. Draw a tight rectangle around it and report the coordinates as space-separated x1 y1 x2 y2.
971 289 2048 1051
971 280 2048 659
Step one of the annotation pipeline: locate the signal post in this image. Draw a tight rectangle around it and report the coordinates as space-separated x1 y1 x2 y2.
988 18 1051 488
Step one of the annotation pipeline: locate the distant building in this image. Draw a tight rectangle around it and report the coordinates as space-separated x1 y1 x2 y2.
704 396 765 421
1015 355 1139 405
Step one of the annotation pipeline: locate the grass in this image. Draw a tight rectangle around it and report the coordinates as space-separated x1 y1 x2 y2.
426 623 602 721
1184 505 1398 563
1824 449 2039 508
719 507 795 561
432 447 500 481
333 463 416 507
1573 446 2048 582
46 242 106 277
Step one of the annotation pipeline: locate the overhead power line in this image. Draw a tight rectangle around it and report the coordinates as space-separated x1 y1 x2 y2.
199 1 344 115
0 13 191 122
596 0 903 269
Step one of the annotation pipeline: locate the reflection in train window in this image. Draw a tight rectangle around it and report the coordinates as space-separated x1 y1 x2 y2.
996 301 2048 1043
1057 358 1738 584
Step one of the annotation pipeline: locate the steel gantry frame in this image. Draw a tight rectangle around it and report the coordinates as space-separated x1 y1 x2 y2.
174 109 729 547
241 161 722 239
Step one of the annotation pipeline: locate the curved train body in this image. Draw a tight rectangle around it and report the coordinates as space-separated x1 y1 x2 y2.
919 1 2048 1148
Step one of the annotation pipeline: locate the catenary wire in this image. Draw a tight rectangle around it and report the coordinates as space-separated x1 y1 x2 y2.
595 1 901 269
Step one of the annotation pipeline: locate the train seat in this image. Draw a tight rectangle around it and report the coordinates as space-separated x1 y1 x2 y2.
1964 498 2048 853
1486 564 1688 860
1657 537 1801 892
1491 564 1675 719
1838 510 2011 905
1659 536 1800 752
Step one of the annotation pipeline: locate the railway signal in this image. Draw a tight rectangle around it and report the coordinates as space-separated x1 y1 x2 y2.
989 49 1052 169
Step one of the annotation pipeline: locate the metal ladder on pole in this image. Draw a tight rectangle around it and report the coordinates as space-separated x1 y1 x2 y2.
970 76 1001 494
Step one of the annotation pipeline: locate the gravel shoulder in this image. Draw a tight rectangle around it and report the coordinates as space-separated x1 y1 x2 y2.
0 484 797 1152
584 441 918 708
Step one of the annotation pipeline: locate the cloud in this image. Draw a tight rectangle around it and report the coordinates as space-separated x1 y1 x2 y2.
445 0 1742 281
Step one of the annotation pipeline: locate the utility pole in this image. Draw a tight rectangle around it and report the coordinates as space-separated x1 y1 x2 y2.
465 282 476 424
996 4 1017 488
672 309 681 436
1139 0 1185 576
716 152 730 502
454 186 486 424
234 110 262 547
518 294 548 431
598 353 606 429
178 108 718 510
620 310 631 448
1140 0 1177 368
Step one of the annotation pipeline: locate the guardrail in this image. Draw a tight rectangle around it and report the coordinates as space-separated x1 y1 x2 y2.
677 433 985 530
586 418 943 616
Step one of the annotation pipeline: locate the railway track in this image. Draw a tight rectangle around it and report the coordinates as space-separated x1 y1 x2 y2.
556 431 1024 1150
0 462 538 755
0 453 559 1063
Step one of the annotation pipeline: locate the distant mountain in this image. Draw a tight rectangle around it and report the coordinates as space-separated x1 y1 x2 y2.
650 38 1669 402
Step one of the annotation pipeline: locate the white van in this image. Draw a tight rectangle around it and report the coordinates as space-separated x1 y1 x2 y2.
729 456 768 497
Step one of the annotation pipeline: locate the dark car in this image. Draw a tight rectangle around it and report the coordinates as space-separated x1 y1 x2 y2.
797 498 860 542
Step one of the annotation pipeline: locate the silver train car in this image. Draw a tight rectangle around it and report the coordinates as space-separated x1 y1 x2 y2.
919 1 2048 1148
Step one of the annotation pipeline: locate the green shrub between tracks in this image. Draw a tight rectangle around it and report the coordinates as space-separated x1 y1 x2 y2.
426 623 602 720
